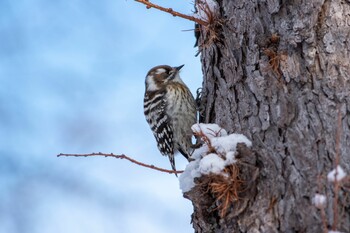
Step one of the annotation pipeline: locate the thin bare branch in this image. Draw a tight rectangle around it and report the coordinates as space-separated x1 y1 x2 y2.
57 152 183 175
134 0 208 26
317 175 328 233
332 105 342 230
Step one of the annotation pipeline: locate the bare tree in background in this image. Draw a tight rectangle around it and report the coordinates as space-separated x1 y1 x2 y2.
185 0 350 232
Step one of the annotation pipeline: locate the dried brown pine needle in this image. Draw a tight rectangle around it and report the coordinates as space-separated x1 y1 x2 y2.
198 163 243 217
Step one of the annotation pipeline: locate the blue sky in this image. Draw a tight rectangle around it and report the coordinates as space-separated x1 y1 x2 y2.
0 1 202 232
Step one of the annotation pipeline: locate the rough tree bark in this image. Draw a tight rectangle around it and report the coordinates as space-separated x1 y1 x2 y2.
185 0 350 232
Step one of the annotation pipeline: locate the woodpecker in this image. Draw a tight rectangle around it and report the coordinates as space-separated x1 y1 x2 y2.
143 65 197 174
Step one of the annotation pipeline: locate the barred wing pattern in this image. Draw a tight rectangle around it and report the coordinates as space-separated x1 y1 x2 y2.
144 91 176 172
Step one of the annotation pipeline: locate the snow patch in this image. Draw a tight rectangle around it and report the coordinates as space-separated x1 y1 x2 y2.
191 123 227 138
179 124 252 193
179 159 201 193
327 165 347 183
312 194 326 208
199 153 226 175
191 144 209 160
211 133 252 155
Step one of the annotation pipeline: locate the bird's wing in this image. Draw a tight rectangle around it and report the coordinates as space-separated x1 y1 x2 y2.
144 92 174 157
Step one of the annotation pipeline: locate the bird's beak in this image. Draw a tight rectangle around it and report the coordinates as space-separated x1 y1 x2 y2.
175 64 185 71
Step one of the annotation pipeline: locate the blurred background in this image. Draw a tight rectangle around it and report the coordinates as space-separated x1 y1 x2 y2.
0 0 202 232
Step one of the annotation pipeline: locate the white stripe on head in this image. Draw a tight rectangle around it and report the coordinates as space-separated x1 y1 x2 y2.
146 75 159 91
155 68 166 74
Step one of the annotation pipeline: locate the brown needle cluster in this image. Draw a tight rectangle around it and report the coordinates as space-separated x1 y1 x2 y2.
200 164 243 217
263 48 284 78
195 0 223 48
262 34 288 79
193 127 244 217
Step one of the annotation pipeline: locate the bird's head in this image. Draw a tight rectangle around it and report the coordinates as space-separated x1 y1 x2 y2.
145 64 184 92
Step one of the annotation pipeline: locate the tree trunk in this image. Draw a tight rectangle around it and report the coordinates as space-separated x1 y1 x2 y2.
186 0 350 232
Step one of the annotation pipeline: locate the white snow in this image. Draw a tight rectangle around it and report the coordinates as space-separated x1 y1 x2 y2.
327 165 347 183
225 151 236 165
191 144 209 160
191 123 227 138
179 159 201 193
179 123 252 193
328 231 344 233
210 133 252 155
199 153 226 175
312 194 326 208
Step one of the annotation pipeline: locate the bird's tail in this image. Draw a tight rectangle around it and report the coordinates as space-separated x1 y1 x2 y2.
168 154 178 177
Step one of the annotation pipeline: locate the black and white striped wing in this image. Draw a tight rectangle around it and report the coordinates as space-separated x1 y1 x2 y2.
144 92 174 157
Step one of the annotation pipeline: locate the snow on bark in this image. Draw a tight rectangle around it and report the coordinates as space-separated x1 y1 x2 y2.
312 194 327 209
179 123 251 193
327 165 347 183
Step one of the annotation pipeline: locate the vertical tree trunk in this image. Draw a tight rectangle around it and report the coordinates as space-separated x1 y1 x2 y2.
186 0 350 232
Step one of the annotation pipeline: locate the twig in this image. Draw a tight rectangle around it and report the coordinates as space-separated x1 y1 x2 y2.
332 105 342 230
317 175 328 233
335 104 342 175
134 0 208 26
320 205 328 233
57 152 183 175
